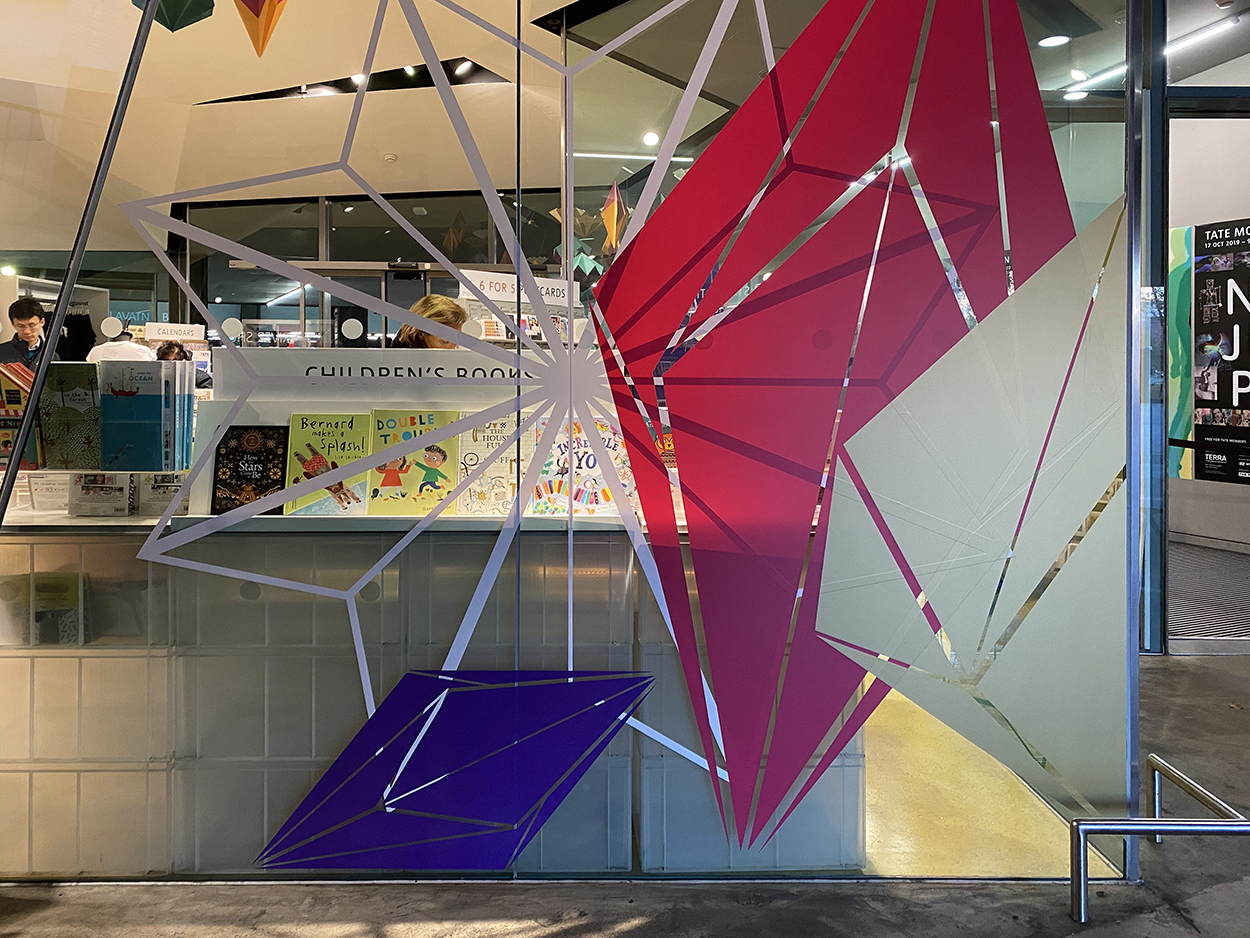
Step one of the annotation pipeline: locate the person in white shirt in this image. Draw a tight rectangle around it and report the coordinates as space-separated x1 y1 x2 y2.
86 328 156 362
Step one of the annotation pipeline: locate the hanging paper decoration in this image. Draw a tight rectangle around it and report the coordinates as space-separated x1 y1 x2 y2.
442 210 468 255
599 183 628 256
234 0 289 57
132 0 215 32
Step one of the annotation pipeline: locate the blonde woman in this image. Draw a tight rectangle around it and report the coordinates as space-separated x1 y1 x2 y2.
394 295 467 349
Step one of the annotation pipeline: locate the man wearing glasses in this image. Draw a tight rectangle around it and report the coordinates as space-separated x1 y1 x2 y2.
0 298 59 366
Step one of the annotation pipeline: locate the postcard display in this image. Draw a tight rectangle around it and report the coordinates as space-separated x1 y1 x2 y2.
1192 219 1250 483
192 348 636 521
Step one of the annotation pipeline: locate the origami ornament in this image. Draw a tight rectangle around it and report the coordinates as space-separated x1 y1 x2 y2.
442 210 468 255
133 0 215 32
599 184 628 256
234 0 289 57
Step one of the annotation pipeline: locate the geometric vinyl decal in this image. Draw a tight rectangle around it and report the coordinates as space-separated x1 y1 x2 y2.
595 0 1126 849
115 0 1129 871
259 672 652 869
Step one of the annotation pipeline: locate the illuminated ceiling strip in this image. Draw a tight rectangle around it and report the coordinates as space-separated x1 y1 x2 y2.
266 284 309 306
1067 17 1239 91
574 152 695 161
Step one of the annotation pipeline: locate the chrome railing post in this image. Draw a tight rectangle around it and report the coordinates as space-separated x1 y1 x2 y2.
1070 821 1090 924
1071 755 1248 923
1152 762 1163 843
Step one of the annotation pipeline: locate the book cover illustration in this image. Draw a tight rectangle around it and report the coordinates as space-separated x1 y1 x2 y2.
455 414 534 515
99 361 171 471
527 417 637 517
0 363 39 470
212 425 289 515
284 414 369 515
37 362 100 470
367 410 460 516
0 361 33 416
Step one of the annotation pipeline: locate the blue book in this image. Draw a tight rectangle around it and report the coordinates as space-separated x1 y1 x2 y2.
100 362 172 471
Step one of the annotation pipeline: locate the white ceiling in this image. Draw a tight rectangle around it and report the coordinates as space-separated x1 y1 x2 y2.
3 0 1250 256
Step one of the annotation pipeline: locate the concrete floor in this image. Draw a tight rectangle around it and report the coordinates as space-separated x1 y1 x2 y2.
1 655 1247 937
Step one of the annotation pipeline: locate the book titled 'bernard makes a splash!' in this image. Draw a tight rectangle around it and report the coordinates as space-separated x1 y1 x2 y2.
284 413 369 515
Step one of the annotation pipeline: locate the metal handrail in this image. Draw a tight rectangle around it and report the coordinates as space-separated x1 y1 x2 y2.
1147 752 1245 840
1070 754 1250 923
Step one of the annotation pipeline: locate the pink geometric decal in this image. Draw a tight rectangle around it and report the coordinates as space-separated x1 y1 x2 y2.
596 0 1076 845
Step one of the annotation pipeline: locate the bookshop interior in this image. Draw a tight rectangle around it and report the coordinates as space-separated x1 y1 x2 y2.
0 0 1244 883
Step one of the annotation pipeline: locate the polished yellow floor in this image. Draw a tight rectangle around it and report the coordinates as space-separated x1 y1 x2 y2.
863 688 1118 877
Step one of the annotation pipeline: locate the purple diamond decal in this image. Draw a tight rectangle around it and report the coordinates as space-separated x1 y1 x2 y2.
258 671 653 870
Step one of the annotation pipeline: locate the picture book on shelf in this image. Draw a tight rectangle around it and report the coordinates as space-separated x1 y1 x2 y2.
284 414 369 515
455 413 534 515
527 417 637 517
37 362 100 470
0 361 39 471
367 410 460 516
212 425 289 515
99 361 185 471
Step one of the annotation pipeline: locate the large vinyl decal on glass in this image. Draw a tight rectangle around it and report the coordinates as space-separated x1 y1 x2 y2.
596 0 1126 844
259 672 652 870
117 0 1127 870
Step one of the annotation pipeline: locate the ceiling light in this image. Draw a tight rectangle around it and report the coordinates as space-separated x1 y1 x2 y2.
1071 68 1088 81
344 205 354 213
404 65 416 77
412 206 428 216
642 131 660 146
1064 90 1088 100
266 286 304 307
0 266 14 277
1038 35 1070 47
214 296 222 303
1068 63 1127 91
455 59 473 76
1166 17 1238 55
1067 17 1239 93
351 74 365 85
574 152 693 162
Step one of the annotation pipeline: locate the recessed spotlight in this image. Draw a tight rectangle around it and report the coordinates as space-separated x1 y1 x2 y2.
1038 35 1070 47
642 131 659 146
412 206 428 216
214 296 222 303
0 266 14 277
1071 68 1089 81
404 65 416 77
344 205 354 213
1064 90 1088 100
385 230 392 235
351 73 366 85
455 59 473 76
